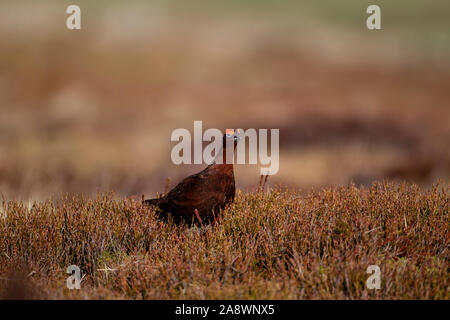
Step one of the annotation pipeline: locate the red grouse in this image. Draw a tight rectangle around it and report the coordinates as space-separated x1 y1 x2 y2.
144 129 241 225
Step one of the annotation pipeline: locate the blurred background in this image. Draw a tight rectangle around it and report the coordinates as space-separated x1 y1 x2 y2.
0 0 449 201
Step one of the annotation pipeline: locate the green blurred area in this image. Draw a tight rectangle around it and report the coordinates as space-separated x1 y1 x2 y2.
63 0 450 58
80 0 450 35
3 0 450 56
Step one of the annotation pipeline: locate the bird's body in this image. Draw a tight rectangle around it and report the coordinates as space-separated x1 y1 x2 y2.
144 129 240 225
145 163 235 225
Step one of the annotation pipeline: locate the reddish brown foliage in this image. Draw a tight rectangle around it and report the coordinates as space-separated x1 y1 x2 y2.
0 181 448 299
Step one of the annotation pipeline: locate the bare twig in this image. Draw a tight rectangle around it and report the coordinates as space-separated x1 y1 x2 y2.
164 177 171 195
365 226 382 234
26 271 36 278
194 209 203 228
258 175 264 190
97 265 117 281
262 174 269 190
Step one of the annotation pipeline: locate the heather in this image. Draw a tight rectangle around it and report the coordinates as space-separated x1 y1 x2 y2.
1 182 448 299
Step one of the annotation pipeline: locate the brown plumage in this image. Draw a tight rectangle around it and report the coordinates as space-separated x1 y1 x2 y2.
144 130 240 225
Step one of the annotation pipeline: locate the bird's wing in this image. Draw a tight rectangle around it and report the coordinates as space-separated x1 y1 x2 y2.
159 170 230 219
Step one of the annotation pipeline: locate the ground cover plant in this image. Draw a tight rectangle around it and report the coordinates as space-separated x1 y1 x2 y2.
0 181 448 299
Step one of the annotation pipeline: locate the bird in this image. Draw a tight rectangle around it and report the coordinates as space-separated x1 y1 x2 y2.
144 129 241 226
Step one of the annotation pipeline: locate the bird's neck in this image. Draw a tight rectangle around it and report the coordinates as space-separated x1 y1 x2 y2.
212 145 235 173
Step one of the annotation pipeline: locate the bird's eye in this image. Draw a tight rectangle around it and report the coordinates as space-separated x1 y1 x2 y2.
225 129 235 137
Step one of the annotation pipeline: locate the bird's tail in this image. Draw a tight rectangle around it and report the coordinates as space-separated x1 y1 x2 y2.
144 198 160 207
143 198 176 223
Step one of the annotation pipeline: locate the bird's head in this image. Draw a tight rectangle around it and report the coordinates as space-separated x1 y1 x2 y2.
223 129 241 146
219 129 242 164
